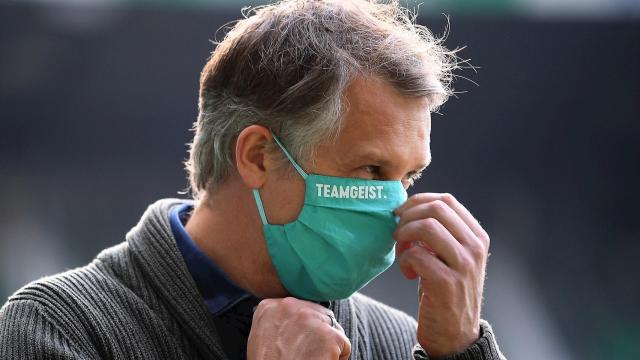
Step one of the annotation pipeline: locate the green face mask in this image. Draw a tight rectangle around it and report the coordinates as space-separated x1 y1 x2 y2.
252 134 408 301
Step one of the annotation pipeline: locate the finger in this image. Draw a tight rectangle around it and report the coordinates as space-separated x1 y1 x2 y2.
395 217 465 268
394 192 443 216
252 298 277 322
398 247 419 280
320 312 350 359
336 330 352 360
440 193 490 248
395 239 413 259
396 193 489 248
321 313 336 329
285 297 334 315
399 244 452 285
294 302 336 330
395 200 478 249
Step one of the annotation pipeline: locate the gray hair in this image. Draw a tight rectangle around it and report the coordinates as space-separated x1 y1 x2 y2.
186 0 459 199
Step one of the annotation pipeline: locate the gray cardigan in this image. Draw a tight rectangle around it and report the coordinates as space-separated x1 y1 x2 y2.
0 199 505 359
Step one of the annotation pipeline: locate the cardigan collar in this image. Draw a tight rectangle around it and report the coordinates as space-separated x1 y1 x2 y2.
126 198 358 359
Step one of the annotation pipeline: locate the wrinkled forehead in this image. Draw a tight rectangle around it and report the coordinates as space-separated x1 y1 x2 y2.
335 126 431 172
327 77 432 160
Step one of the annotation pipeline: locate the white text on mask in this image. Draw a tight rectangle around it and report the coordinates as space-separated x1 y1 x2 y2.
316 184 385 199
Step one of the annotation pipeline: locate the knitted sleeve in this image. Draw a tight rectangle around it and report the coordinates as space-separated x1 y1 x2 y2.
0 299 98 360
413 320 506 360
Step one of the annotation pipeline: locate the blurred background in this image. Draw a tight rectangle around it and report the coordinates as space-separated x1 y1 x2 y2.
1 0 639 359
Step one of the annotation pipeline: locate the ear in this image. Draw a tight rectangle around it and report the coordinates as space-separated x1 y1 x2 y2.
235 125 274 189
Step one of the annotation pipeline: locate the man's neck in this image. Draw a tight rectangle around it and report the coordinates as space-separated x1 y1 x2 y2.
184 181 288 299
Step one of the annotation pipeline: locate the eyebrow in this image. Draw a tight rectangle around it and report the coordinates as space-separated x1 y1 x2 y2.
408 157 431 176
347 152 432 175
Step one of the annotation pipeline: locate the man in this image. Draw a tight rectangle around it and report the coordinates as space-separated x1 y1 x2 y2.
0 0 505 359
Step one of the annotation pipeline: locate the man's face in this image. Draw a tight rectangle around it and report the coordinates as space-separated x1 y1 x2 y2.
262 76 432 224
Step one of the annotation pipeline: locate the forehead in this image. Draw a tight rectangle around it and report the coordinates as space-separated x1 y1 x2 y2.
326 76 432 164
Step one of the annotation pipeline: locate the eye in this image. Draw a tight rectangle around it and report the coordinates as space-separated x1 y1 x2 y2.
361 165 381 179
363 165 380 174
404 171 424 188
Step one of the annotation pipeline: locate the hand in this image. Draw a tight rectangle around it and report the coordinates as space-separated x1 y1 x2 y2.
394 193 490 358
247 297 351 360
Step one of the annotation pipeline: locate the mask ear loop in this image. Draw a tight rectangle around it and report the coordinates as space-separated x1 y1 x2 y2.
253 133 308 226
252 189 269 225
271 133 308 179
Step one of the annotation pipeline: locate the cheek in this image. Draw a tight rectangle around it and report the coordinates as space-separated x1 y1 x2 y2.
261 172 306 224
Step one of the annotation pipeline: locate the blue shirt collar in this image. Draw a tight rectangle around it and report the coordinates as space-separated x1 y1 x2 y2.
169 203 252 316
